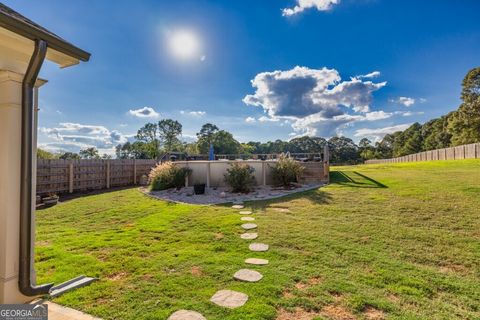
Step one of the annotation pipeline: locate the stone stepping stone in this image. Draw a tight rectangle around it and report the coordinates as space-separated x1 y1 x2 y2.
240 233 258 240
210 289 248 309
249 243 269 252
168 310 206 320
241 217 255 221
245 258 269 265
232 204 244 209
241 223 257 230
239 210 252 215
233 269 263 282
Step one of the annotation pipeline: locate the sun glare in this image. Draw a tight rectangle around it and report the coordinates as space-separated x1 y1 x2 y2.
167 30 201 61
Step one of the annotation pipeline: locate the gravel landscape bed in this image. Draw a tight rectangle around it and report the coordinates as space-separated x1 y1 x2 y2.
144 183 325 204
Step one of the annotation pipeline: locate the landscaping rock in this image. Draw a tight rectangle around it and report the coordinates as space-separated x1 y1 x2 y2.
232 204 245 209
240 233 258 240
241 223 257 230
233 269 263 282
245 258 269 265
241 217 255 221
168 310 206 320
239 210 252 215
249 243 269 252
210 290 248 308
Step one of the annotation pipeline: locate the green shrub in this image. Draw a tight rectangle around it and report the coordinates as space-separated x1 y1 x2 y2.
149 162 191 191
271 154 304 187
224 162 256 193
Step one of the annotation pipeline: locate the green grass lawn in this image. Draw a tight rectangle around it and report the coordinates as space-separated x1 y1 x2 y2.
35 160 480 320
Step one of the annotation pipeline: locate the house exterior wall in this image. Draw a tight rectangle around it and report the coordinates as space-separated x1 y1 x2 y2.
0 70 30 303
0 69 45 303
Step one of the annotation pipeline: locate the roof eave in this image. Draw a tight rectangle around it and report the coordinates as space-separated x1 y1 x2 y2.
0 13 90 62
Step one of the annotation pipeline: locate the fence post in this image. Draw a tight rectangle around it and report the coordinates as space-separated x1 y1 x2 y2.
262 161 266 186
323 145 330 181
133 159 137 185
106 160 111 189
206 162 211 188
68 161 74 193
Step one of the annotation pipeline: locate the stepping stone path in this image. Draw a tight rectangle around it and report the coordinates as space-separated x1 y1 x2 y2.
241 223 257 230
240 233 258 240
191 205 271 311
168 310 206 320
233 269 263 282
245 258 269 265
210 289 248 309
249 243 269 252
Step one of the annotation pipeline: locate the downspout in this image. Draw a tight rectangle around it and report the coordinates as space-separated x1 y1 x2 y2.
19 39 54 296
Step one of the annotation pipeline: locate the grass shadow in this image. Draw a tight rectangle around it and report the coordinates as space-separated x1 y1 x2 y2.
330 171 388 189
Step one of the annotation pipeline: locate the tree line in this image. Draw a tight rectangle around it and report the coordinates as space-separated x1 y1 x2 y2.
364 67 480 159
38 67 479 163
114 120 363 164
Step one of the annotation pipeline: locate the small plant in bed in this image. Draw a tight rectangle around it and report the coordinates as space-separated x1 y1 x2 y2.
224 162 256 193
148 162 192 191
271 153 304 188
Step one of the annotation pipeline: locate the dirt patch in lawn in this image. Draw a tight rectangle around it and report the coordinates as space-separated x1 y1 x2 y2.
321 304 356 320
295 277 322 291
107 271 128 281
276 308 322 320
190 266 203 277
364 306 386 320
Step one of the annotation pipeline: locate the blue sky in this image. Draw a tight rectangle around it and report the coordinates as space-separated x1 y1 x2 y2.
5 0 480 154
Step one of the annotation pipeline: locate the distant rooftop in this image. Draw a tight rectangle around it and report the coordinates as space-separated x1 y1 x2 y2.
0 2 90 62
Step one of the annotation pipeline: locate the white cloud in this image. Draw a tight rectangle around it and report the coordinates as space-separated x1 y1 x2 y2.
258 116 280 122
180 110 206 117
354 124 412 141
282 0 340 16
396 111 425 117
245 117 256 123
181 134 197 143
244 66 386 118
128 107 160 118
392 97 416 107
39 122 128 155
357 71 381 79
243 66 387 136
363 111 393 121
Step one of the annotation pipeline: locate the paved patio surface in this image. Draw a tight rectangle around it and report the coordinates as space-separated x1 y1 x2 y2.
31 300 101 320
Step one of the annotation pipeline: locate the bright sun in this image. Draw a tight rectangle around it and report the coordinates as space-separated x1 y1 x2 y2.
167 30 201 60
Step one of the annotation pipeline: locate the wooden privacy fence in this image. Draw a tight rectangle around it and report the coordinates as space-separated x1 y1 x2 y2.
36 159 157 195
365 143 480 164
